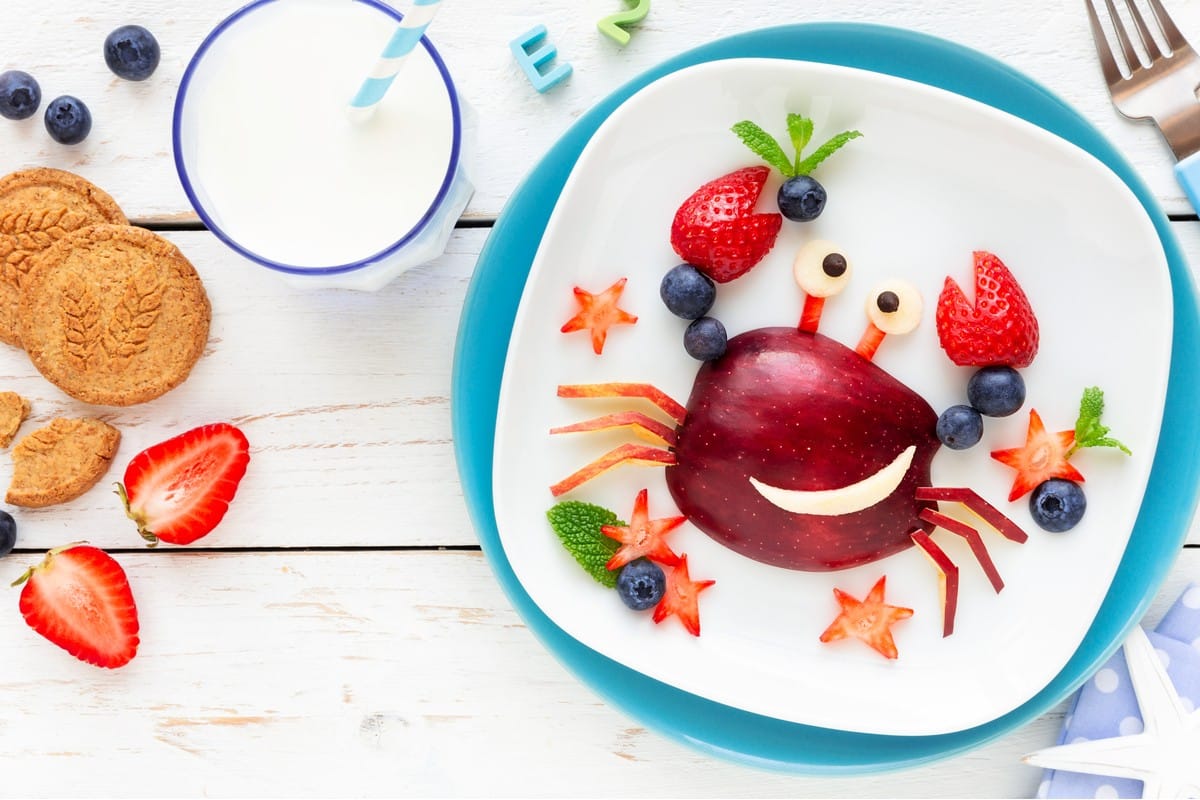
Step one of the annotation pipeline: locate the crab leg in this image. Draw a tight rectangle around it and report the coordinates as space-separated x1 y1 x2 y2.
919 508 1004 593
915 487 1029 543
550 443 677 497
854 321 886 360
910 529 960 638
550 412 677 446
557 383 687 425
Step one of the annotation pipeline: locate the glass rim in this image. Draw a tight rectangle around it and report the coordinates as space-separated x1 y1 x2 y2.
171 0 464 277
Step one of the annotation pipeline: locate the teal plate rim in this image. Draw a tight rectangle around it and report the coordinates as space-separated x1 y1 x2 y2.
451 22 1200 774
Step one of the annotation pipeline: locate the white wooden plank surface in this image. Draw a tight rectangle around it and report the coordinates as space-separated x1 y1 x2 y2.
0 221 1195 551
3 0 1200 220
0 547 1195 798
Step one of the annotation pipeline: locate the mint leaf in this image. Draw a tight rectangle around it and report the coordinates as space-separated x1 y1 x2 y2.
732 120 794 177
787 114 813 174
795 130 863 176
1068 386 1131 456
546 501 624 588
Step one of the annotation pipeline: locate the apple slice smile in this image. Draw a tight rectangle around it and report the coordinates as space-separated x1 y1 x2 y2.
749 446 916 516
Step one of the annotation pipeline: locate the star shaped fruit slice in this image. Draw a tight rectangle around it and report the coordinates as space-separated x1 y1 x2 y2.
652 555 715 637
560 277 638 355
819 575 913 660
600 488 684 570
990 408 1084 501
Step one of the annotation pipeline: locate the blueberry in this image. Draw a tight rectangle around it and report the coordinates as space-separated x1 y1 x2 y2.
616 558 666 610
1029 479 1086 532
777 175 827 222
104 25 161 81
936 404 984 450
0 71 41 121
44 96 92 145
0 510 15 558
684 316 727 361
967 366 1026 417
660 264 716 320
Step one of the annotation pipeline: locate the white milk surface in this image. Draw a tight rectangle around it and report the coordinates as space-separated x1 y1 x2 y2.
181 0 456 268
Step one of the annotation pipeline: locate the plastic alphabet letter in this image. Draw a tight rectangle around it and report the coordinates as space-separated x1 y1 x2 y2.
598 0 651 47
510 24 573 93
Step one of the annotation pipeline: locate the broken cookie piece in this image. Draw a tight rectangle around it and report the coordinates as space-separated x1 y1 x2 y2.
7 417 120 507
0 391 29 447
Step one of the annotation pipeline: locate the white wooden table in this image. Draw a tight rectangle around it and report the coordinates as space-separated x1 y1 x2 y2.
2 1 1199 795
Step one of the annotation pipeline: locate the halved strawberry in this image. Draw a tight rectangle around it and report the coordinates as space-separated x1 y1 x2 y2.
117 423 250 546
560 277 638 355
600 488 684 570
818 575 912 659
652 555 714 636
990 409 1084 501
14 544 139 668
670 167 782 283
936 251 1039 367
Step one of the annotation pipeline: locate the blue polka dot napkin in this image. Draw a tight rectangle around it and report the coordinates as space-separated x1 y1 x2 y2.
1036 583 1200 799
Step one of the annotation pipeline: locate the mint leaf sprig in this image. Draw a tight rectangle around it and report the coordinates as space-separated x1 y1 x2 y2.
1068 386 1131 458
732 113 862 178
546 500 624 588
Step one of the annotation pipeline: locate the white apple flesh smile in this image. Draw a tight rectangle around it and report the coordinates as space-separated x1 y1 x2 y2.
749 445 917 516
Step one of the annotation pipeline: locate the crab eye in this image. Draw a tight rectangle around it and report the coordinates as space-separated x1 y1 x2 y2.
866 280 922 335
793 240 853 297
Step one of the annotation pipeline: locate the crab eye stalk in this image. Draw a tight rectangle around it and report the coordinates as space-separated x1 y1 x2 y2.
794 240 853 333
856 280 923 360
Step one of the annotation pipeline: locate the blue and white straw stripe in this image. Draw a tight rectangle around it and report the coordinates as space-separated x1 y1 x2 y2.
348 0 441 120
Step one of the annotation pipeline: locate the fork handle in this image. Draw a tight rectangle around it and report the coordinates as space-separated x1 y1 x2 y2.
1175 152 1200 213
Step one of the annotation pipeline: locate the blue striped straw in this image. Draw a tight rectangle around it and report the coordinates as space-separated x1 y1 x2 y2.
348 0 442 121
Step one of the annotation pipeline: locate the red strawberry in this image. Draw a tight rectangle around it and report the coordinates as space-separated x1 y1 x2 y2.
990 409 1084 501
652 555 714 636
818 575 912 660
15 544 139 668
560 277 638 355
936 251 1039 367
670 166 782 283
600 488 684 570
117 423 250 546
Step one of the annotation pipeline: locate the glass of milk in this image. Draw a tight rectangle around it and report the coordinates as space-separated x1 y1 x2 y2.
173 0 472 291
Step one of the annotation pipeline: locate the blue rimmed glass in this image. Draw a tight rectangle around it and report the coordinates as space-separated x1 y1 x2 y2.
173 0 470 291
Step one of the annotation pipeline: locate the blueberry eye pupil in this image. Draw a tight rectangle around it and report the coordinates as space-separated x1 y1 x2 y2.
821 253 847 277
877 291 900 313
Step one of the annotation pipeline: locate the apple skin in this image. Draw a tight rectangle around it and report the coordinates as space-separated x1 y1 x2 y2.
665 327 940 571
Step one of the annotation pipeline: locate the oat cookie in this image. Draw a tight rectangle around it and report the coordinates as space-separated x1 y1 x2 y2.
19 224 211 407
7 417 120 507
0 391 30 447
0 169 128 348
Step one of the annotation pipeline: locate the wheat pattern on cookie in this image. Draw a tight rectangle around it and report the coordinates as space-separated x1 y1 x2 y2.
62 276 101 369
102 263 163 367
0 207 91 288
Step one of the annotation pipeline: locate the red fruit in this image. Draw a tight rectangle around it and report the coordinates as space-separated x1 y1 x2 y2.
600 488 684 570
15 544 139 668
818 575 912 659
560 277 638 355
670 166 783 283
990 409 1084 501
118 423 250 546
936 251 1039 367
652 555 714 636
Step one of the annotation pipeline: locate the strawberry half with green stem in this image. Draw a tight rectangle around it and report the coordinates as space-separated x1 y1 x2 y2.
14 544 139 668
732 112 862 223
670 166 783 283
117 422 250 546
936 251 1040 368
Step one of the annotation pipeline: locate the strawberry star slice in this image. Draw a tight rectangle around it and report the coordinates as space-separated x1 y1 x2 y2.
990 409 1084 501
601 488 684 570
652 555 715 637
819 575 913 660
560 277 638 355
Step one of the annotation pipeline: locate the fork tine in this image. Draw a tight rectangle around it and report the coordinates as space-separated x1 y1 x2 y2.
1146 0 1189 52
1087 0 1128 84
1103 0 1145 71
1123 0 1165 60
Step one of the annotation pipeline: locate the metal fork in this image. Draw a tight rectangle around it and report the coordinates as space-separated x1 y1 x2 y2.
1086 0 1200 160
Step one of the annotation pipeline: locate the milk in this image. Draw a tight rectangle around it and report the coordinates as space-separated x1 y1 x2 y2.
175 0 466 285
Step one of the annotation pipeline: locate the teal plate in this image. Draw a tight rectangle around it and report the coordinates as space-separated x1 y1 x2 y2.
451 23 1200 773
